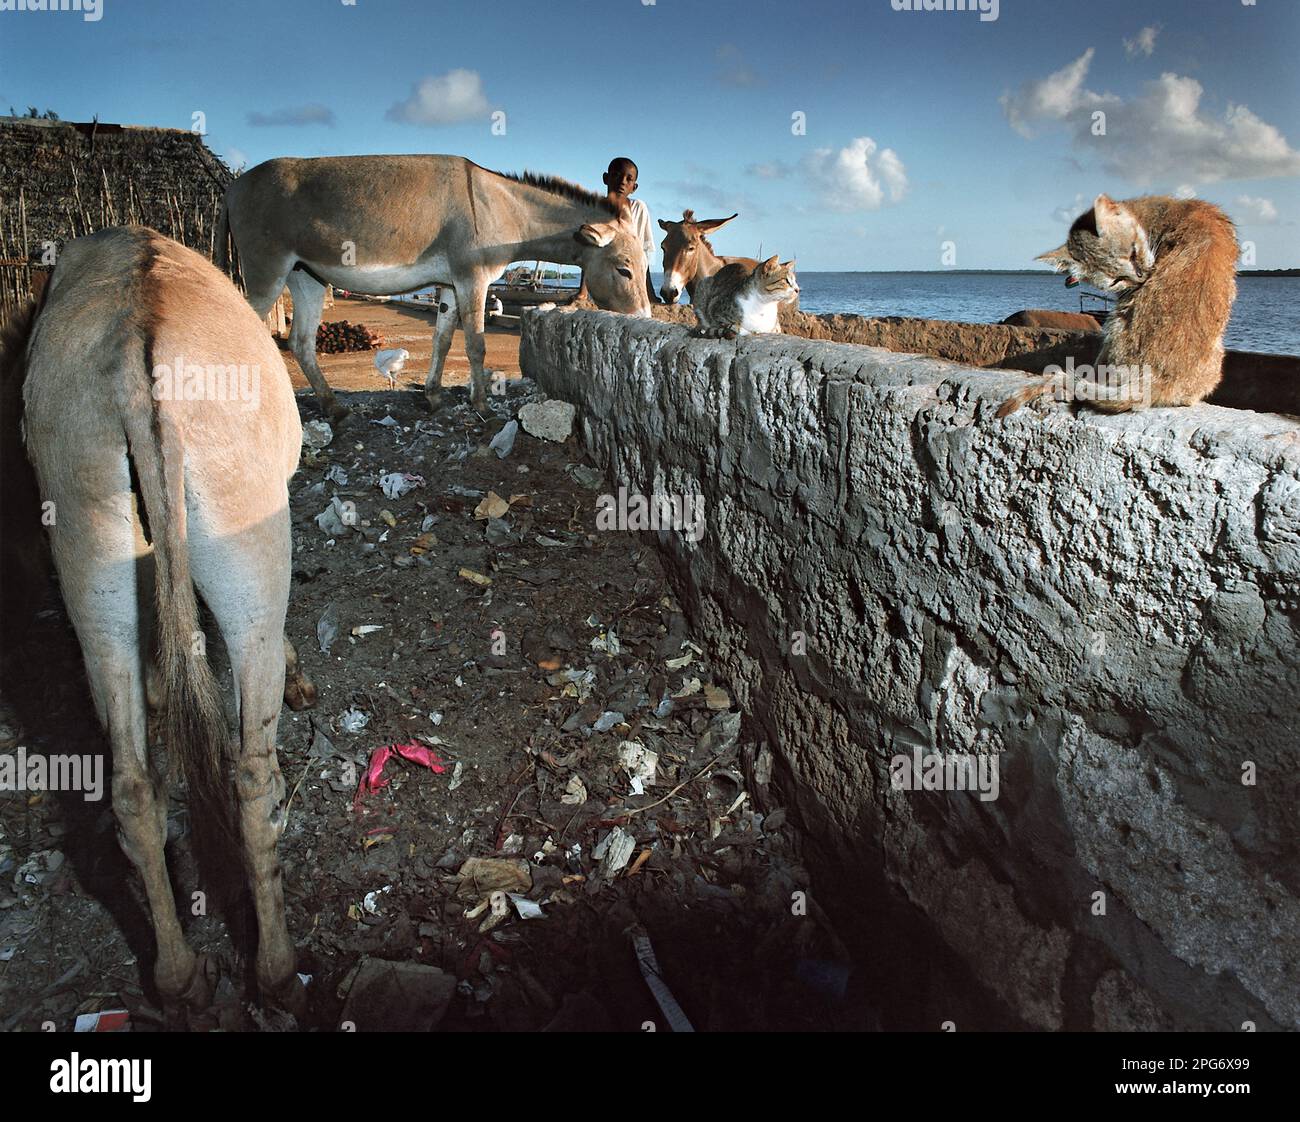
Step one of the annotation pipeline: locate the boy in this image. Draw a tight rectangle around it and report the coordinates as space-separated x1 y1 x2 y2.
577 156 661 304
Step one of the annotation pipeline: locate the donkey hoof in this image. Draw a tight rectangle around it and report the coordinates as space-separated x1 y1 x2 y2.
164 952 217 1014
265 972 308 1019
424 393 443 412
283 674 318 711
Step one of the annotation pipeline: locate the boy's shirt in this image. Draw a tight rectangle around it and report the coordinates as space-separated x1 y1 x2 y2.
625 197 657 273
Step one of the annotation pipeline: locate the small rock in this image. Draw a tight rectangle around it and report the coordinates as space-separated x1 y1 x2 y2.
519 400 575 443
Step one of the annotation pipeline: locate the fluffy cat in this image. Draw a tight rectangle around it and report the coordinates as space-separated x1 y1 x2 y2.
999 194 1238 415
694 255 799 339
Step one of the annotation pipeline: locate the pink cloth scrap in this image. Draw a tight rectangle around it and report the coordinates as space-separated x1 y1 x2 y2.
353 740 448 813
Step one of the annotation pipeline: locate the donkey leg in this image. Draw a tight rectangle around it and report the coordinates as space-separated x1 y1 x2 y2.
284 268 346 423
453 276 490 410
424 288 459 412
240 256 293 320
49 487 208 1008
191 519 299 1007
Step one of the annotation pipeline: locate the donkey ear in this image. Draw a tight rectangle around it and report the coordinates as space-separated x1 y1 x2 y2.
658 218 672 231
696 213 738 233
575 223 614 248
682 209 695 222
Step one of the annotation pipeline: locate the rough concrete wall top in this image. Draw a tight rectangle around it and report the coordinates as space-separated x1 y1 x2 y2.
521 309 1300 1030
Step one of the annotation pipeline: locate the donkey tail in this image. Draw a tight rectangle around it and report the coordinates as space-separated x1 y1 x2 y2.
0 299 51 645
214 196 231 276
121 362 237 867
0 297 44 385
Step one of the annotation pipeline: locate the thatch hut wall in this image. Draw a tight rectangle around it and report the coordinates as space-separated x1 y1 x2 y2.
0 117 232 312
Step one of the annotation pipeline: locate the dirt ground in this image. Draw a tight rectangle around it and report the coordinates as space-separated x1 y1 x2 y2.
0 349 871 1031
295 295 524 393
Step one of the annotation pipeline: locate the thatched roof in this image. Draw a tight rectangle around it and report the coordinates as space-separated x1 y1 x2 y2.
0 117 232 310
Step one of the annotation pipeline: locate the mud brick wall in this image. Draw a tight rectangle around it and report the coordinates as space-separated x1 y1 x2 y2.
521 308 1300 1031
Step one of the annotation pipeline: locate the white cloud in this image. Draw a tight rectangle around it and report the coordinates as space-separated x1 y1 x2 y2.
247 104 335 128
803 137 908 212
386 69 492 125
1001 50 1300 184
1235 195 1279 224
1053 193 1088 224
747 161 790 180
1123 25 1160 59
1173 184 1197 199
224 146 248 172
716 44 761 88
1001 49 1116 138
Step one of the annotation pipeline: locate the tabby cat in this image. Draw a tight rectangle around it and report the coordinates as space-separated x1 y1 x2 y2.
999 194 1238 415
694 255 798 339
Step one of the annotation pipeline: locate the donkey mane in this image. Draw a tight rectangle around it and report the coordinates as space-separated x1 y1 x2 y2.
485 166 619 216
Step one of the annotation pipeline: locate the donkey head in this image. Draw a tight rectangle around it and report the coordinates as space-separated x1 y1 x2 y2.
573 209 651 317
657 210 737 304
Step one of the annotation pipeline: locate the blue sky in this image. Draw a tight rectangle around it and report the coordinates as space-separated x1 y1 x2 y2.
2 0 1298 269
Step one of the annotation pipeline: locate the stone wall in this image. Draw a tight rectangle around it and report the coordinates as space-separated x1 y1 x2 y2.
521 308 1300 1031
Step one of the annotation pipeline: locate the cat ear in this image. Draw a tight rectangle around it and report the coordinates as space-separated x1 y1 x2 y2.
695 213 738 233
761 254 779 271
1035 244 1071 271
1093 194 1140 240
780 259 795 270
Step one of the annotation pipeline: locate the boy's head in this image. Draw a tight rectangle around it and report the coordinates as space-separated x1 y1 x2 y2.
603 157 638 200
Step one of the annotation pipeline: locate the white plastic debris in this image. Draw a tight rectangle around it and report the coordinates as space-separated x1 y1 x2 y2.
315 496 354 536
16 849 64 887
379 472 425 499
560 775 588 805
630 928 695 1032
596 827 635 878
507 893 545 920
489 420 519 459
447 760 465 792
340 708 370 734
617 741 658 794
362 885 392 915
302 420 334 449
317 605 340 654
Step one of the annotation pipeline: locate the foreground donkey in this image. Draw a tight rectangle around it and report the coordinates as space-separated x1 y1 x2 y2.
0 227 312 1013
658 210 757 306
220 155 652 419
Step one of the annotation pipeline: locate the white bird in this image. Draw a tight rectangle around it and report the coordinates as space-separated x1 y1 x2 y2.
373 347 410 390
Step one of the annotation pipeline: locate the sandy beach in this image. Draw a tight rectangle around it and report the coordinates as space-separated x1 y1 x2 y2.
294 294 524 393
